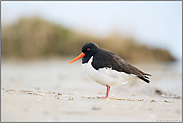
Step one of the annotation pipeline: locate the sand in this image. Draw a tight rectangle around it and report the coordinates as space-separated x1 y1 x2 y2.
1 58 182 122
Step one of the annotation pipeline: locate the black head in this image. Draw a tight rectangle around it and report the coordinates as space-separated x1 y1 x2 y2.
82 42 100 63
69 42 100 64
82 42 99 54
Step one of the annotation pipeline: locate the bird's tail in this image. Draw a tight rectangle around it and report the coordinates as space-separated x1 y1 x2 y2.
138 76 150 83
143 73 152 76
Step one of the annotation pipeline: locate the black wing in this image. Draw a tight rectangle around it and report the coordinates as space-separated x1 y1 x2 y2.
92 50 151 83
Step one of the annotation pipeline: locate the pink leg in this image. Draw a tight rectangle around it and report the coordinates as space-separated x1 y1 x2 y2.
98 85 111 98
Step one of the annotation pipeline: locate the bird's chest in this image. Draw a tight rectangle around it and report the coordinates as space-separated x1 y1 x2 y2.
82 56 102 83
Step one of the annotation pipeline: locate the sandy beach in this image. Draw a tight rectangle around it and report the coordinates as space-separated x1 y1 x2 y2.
1 58 182 122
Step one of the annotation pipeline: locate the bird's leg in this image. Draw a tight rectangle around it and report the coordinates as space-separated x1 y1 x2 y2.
98 85 111 98
106 85 111 97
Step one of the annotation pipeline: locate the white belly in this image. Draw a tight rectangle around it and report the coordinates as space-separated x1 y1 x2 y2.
82 57 137 86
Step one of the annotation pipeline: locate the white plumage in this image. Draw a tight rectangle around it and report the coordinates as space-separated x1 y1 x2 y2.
82 56 138 86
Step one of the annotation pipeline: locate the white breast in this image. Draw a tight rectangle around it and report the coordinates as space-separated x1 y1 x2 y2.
82 56 138 86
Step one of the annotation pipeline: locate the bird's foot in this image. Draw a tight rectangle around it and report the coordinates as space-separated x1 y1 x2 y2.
97 85 110 99
97 96 109 98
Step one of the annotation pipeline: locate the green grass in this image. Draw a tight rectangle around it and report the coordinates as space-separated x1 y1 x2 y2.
1 16 176 62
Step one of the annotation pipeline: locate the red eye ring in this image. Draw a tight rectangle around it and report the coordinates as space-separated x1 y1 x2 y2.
87 48 90 51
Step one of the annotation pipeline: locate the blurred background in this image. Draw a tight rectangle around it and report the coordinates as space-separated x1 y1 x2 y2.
1 1 182 62
1 1 182 122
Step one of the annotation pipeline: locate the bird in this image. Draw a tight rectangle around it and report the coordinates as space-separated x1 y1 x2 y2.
69 42 151 98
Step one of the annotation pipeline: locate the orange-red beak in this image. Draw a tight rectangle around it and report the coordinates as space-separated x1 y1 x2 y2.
69 52 85 64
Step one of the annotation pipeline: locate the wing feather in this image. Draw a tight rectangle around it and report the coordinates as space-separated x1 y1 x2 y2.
92 50 151 83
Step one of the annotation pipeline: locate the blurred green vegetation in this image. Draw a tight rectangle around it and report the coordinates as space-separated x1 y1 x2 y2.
1 16 176 62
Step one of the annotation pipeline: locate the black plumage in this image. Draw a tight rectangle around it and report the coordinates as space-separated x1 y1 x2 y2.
82 42 151 83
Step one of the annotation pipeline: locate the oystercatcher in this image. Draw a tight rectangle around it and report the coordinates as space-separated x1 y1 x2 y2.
69 42 151 98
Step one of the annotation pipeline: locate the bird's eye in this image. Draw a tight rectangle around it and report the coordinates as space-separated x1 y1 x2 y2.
87 48 90 51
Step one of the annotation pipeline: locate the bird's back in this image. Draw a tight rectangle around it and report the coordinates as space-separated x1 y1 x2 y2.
92 49 151 83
